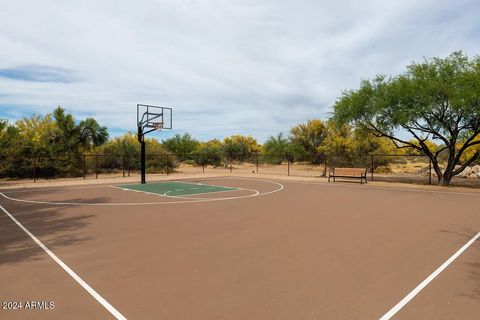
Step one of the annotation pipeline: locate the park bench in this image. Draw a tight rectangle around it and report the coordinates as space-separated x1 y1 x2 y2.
328 167 368 184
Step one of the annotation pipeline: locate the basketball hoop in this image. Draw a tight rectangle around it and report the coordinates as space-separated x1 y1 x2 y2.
136 104 173 184
153 122 164 131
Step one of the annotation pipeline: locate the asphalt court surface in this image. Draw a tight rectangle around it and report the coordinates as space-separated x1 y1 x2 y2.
0 176 479 319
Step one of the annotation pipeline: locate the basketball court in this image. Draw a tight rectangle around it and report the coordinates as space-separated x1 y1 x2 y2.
1 175 479 319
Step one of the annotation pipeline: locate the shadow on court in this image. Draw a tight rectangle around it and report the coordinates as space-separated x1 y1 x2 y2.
0 198 106 265
464 245 480 300
439 228 480 301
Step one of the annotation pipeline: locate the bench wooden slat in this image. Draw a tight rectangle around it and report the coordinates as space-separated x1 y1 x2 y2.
328 167 367 184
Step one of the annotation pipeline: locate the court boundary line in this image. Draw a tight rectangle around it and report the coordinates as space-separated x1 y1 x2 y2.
4 175 479 198
255 178 480 197
0 179 284 206
379 231 480 320
1 184 114 194
0 204 127 320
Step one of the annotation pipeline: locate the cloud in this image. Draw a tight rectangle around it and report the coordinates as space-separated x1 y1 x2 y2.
0 0 479 142
0 65 77 83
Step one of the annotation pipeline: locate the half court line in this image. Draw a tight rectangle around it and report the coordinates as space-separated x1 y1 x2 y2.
0 204 127 320
379 231 480 320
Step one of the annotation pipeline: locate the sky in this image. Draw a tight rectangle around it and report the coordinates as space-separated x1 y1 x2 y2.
0 0 479 142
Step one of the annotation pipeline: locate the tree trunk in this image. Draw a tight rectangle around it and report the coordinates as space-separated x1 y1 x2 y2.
429 157 444 185
440 172 453 186
439 157 456 186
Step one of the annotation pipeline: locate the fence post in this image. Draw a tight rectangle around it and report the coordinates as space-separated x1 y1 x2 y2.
122 155 125 178
429 158 432 185
287 158 290 176
166 154 169 175
127 155 131 177
95 154 99 179
33 156 36 183
230 162 232 173
371 155 374 181
83 155 86 179
323 155 327 177
202 163 205 173
256 153 259 173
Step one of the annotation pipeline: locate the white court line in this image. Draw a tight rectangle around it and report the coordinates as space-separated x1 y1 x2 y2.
156 188 259 200
2 184 112 194
0 204 127 320
268 178 480 197
379 231 480 320
0 180 284 206
190 175 480 197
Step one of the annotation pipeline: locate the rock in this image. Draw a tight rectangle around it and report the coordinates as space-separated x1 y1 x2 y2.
468 173 478 179
472 165 480 174
456 171 467 178
464 166 472 175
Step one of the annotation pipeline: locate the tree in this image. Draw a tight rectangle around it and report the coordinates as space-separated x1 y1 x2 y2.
15 114 56 155
0 120 24 177
349 127 397 156
193 139 224 167
223 135 260 162
317 122 353 156
290 119 328 163
262 133 307 163
77 118 109 152
460 136 480 163
162 133 199 161
97 132 139 171
318 122 397 168
2 107 109 178
333 52 480 186
98 132 175 174
52 106 79 153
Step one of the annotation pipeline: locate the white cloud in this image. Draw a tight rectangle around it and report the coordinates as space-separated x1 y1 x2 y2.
0 0 479 141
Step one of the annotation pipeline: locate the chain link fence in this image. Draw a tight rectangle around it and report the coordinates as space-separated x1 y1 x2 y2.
1 153 479 187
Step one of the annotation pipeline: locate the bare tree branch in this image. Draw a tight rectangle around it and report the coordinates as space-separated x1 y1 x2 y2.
453 129 480 165
452 150 480 176
364 121 421 151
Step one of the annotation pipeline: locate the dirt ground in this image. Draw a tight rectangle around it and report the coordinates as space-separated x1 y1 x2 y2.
2 159 480 190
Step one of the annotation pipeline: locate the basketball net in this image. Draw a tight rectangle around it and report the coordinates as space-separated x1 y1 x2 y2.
153 122 164 131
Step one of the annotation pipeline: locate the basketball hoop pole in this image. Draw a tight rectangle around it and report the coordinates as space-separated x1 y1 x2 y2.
137 126 146 184
136 104 172 184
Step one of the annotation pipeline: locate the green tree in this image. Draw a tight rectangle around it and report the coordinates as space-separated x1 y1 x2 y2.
77 118 109 152
350 127 397 156
319 122 396 168
3 107 110 178
98 132 175 174
223 135 260 162
0 120 25 177
97 132 139 171
52 106 79 153
193 139 224 167
162 133 199 161
290 119 328 163
317 122 353 156
262 133 307 163
333 52 480 185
